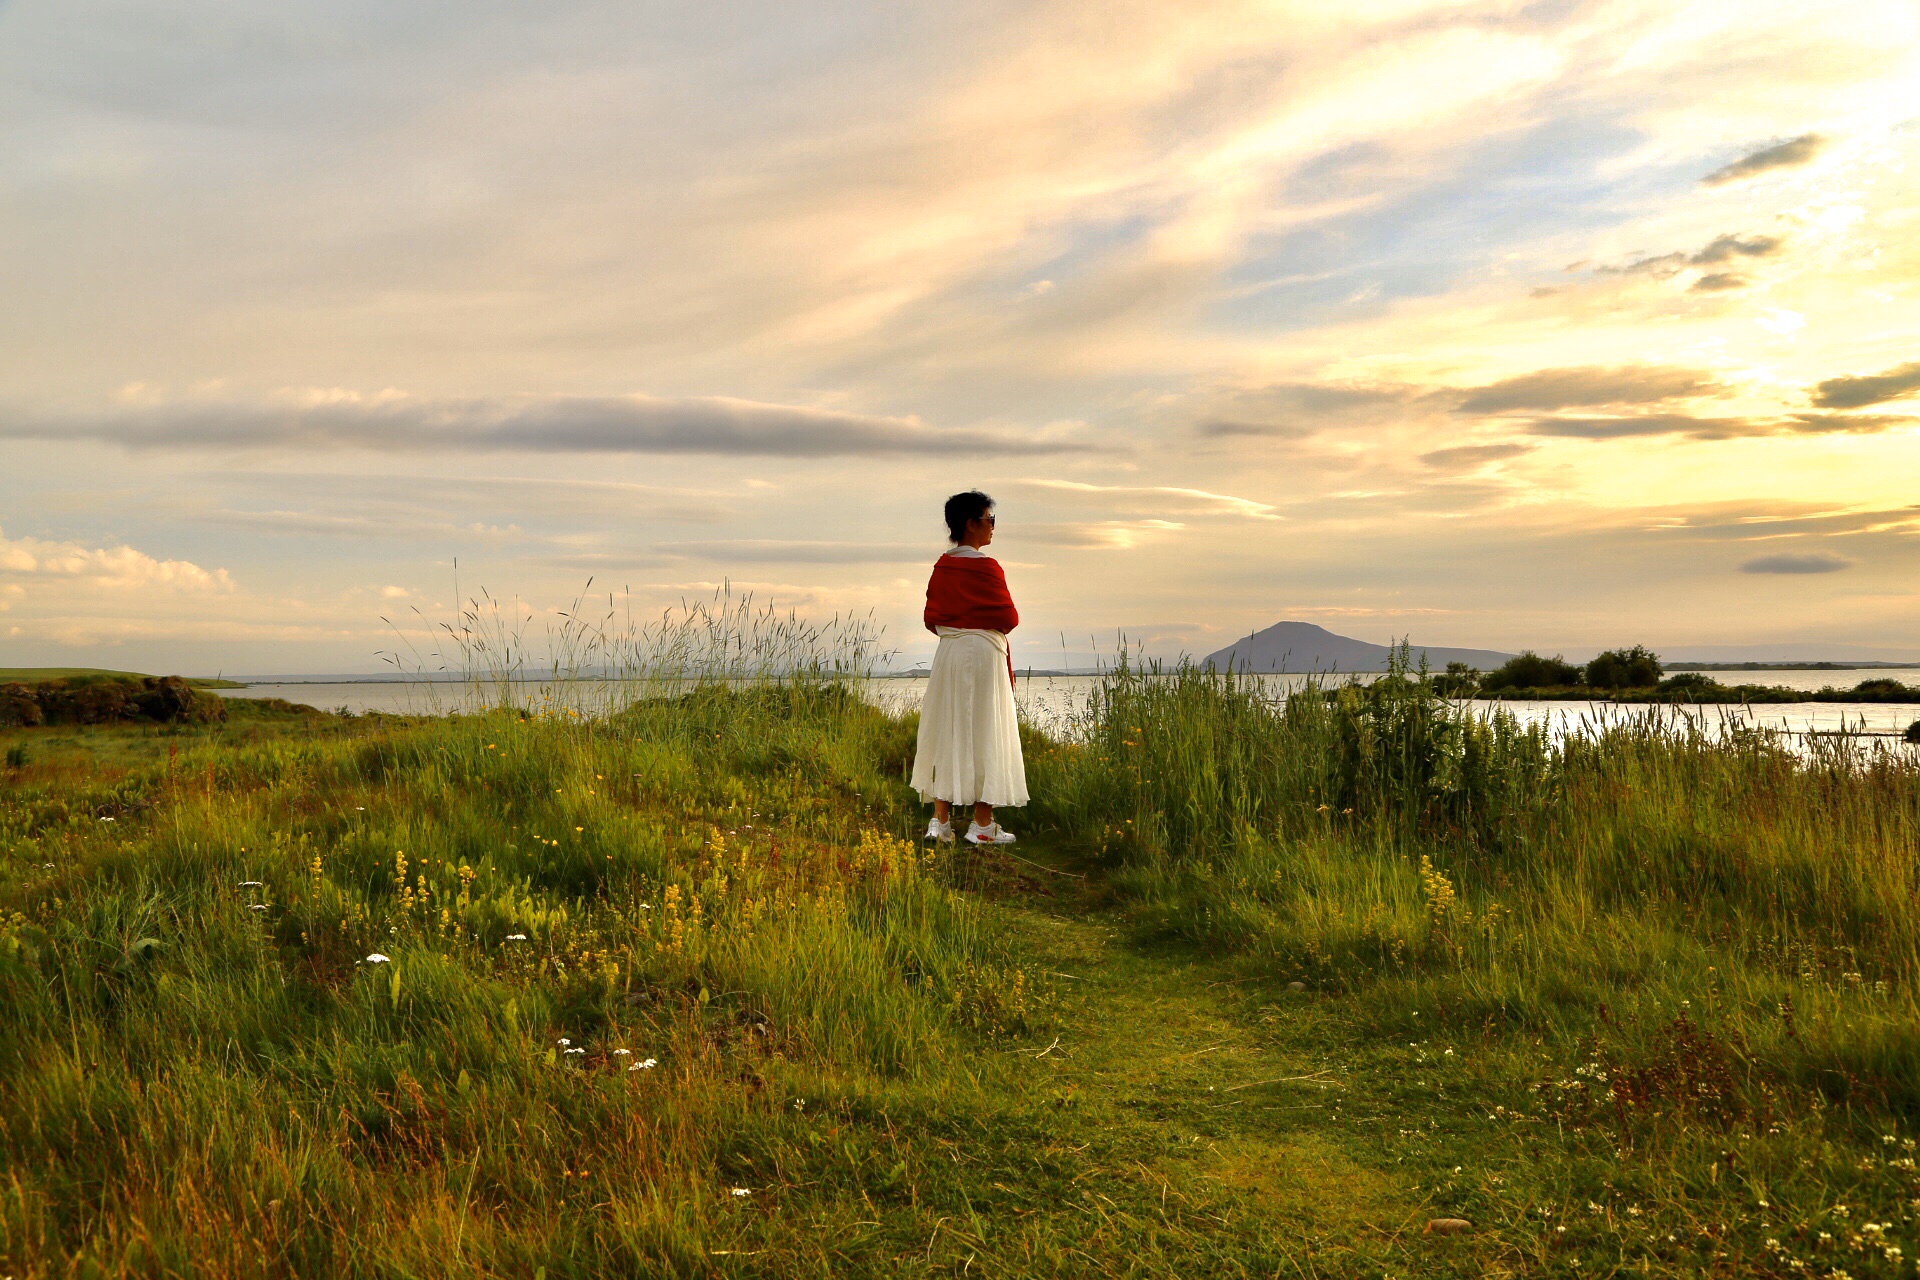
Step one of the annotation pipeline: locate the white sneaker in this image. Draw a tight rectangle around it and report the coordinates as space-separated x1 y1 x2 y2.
965 821 1016 845
925 817 954 844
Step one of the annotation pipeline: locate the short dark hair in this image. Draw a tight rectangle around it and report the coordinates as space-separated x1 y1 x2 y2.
943 491 993 543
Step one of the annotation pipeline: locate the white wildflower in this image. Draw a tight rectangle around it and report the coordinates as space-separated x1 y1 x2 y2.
365 953 390 964
731 1188 750 1197
506 934 528 941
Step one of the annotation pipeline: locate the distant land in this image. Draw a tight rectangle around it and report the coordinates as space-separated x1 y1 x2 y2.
1201 622 1517 673
1668 661 1920 672
0 667 245 688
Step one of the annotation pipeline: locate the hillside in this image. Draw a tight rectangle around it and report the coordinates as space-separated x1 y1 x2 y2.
1202 620 1515 673
0 668 245 688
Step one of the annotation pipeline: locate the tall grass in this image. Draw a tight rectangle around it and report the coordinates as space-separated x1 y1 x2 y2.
0 640 1046 1274
380 582 887 718
1030 654 1920 1112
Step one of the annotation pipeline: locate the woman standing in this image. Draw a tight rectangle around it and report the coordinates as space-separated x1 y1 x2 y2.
912 491 1027 845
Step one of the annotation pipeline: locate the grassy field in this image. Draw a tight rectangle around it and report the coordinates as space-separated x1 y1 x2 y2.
0 669 246 688
3 665 1920 1277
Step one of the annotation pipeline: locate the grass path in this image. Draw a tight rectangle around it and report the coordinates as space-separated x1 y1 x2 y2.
729 842 1516 1278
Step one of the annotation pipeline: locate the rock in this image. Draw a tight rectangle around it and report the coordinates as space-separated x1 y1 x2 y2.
1287 981 1306 992
1424 1218 1473 1236
135 676 227 724
36 677 140 725
0 683 43 727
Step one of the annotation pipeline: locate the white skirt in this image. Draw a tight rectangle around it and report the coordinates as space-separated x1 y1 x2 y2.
911 628 1029 807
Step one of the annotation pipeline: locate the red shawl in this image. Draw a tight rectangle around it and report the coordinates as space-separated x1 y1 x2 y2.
924 553 1019 687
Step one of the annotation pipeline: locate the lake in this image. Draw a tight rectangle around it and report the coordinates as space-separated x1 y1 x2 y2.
220 670 1920 745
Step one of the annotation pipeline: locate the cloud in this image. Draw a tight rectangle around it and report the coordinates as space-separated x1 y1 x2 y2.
1529 414 1765 440
1690 234 1782 264
1012 480 1280 520
1041 520 1187 550
222 473 737 522
1650 503 1920 542
4 392 1089 458
1811 361 1920 410
1690 272 1746 292
1590 233 1783 280
1196 420 1315 439
1458 366 1723 412
650 540 930 565
1193 383 1412 436
1418 443 1534 468
200 509 527 541
0 527 233 593
1785 413 1917 434
1740 552 1853 575
1597 251 1689 278
1702 134 1826 185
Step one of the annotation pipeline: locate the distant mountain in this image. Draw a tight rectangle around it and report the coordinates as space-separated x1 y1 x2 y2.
1201 621 1516 674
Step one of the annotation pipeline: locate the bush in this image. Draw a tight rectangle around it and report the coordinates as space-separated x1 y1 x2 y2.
0 684 43 727
1427 661 1480 697
12 675 227 726
1654 672 1720 699
1583 645 1663 690
1479 650 1580 691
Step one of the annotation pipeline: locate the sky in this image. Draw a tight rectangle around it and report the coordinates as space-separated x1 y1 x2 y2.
3 0 1919 675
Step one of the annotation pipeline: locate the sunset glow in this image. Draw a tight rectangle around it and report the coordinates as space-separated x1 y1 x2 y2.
4 0 1918 669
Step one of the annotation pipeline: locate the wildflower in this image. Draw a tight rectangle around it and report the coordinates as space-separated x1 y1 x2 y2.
249 904 268 912
565 1048 585 1057
629 1058 657 1071
731 1188 750 1197
613 1049 632 1057
238 881 264 888
558 1038 571 1046
99 816 115 822
506 934 528 941
365 953 391 964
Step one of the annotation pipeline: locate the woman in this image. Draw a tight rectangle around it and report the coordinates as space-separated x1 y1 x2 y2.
911 490 1027 845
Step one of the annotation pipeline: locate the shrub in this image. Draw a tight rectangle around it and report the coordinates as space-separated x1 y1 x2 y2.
0 684 42 727
1480 650 1581 691
1427 661 1480 697
1582 645 1663 690
1654 672 1720 700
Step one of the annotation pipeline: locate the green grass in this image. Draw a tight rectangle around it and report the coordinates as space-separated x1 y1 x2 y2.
0 668 245 688
4 666 1920 1277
